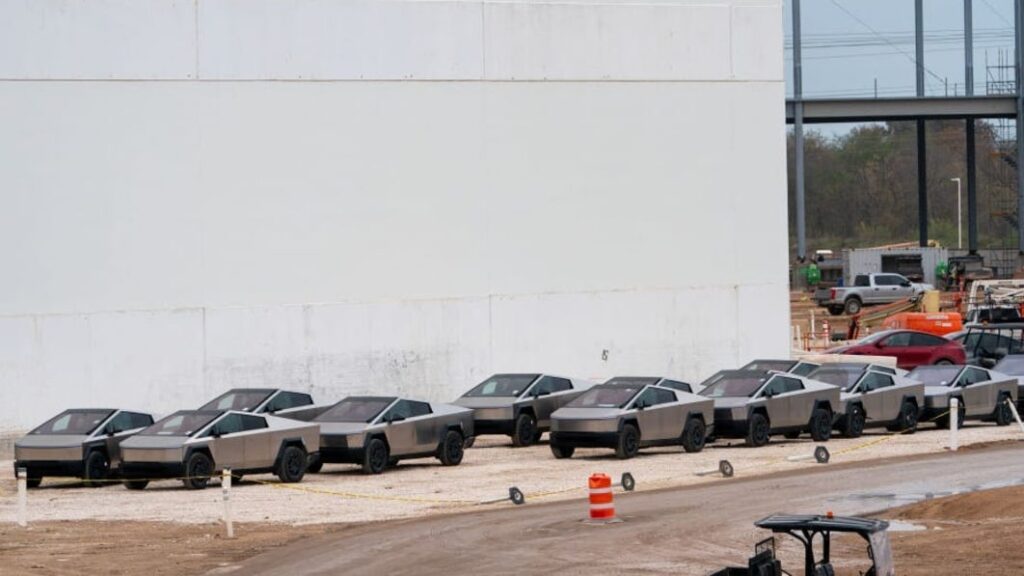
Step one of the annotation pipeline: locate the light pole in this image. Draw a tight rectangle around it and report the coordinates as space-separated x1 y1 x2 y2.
951 177 962 249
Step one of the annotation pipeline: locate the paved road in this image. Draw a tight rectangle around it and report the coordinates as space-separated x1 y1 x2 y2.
227 445 1024 576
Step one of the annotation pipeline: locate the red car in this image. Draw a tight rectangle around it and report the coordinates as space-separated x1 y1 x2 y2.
827 329 966 369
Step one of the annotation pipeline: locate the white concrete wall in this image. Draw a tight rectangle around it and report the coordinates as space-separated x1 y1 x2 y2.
0 0 788 430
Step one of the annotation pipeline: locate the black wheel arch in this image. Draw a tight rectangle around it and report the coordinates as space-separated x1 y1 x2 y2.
365 432 390 452
273 437 308 469
619 418 640 435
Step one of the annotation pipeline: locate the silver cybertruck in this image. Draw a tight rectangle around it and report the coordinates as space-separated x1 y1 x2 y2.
700 370 840 447
740 359 822 377
453 374 594 447
549 381 713 459
120 410 319 489
198 388 327 420
908 365 1019 428
315 396 475 474
808 363 925 437
604 376 697 394
13 408 154 488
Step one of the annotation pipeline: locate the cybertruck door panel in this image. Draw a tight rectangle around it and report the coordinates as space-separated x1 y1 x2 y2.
634 403 681 442
212 435 246 469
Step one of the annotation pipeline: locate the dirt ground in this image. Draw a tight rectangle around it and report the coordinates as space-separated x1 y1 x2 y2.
3 459 1022 576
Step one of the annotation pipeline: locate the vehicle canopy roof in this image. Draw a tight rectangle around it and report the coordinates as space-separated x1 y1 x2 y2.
755 514 889 534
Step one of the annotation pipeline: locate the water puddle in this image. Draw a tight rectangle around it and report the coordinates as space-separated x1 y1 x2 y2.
885 520 926 532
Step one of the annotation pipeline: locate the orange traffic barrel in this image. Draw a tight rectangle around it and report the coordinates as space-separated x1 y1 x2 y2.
588 473 615 521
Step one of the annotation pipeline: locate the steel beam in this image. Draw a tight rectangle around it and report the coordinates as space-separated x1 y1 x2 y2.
967 118 978 253
793 0 805 261
1017 0 1024 254
784 96 1016 123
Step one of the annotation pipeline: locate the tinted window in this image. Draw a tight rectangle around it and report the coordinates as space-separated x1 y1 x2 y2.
209 413 245 436
567 385 642 408
910 333 947 347
240 414 268 431
31 410 114 436
605 377 660 387
659 380 692 393
791 363 819 377
199 390 274 412
908 366 961 386
809 368 862 391
883 332 913 347
860 372 894 392
742 360 794 372
140 411 221 437
106 411 151 434
700 374 769 398
464 374 538 397
773 376 804 394
874 275 895 286
264 391 313 413
995 355 1024 375
384 400 431 421
653 388 677 404
854 275 870 287
635 387 676 408
532 376 572 395
317 398 395 423
407 400 432 418
959 367 991 387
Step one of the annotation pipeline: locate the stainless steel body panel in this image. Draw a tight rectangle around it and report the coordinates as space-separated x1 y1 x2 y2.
812 363 925 426
121 411 320 477
14 409 154 478
704 372 840 438
915 366 1020 419
453 374 594 436
317 398 474 464
550 384 714 451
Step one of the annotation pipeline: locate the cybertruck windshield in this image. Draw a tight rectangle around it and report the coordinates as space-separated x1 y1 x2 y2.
139 411 221 437
604 377 661 387
30 409 114 436
741 360 794 372
316 397 395 423
700 375 768 398
808 368 862 391
907 366 962 387
463 374 539 397
566 385 642 409
199 390 275 412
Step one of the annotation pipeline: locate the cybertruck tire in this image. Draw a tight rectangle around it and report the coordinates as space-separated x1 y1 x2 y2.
83 450 110 488
550 444 575 459
276 445 308 483
306 453 324 473
842 405 865 438
362 438 389 475
681 417 706 453
995 395 1014 426
616 424 640 459
888 400 918 433
124 480 149 490
745 413 770 447
183 452 213 489
810 408 833 442
512 413 538 447
438 430 465 466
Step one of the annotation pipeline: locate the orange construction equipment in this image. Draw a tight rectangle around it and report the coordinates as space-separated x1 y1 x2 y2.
881 312 963 336
588 473 616 521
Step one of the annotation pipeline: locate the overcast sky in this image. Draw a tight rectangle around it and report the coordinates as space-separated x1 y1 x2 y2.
784 0 1018 134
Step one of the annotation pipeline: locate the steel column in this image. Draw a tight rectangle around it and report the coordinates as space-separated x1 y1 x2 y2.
1017 0 1024 254
916 0 928 246
967 119 979 253
793 0 806 261
966 0 974 97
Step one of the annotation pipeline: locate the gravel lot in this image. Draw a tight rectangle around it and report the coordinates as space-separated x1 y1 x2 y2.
2 420 1021 527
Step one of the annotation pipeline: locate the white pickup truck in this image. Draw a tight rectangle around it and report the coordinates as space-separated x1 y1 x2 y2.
814 273 933 316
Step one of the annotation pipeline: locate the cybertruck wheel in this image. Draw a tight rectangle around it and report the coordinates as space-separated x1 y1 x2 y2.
276 445 308 483
183 452 213 489
83 450 110 488
889 400 919 433
842 405 865 438
306 453 324 474
681 417 706 453
124 480 149 490
512 413 538 447
550 444 575 459
616 424 640 459
810 408 833 442
745 413 770 447
994 395 1014 426
362 438 389 474
438 430 465 466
